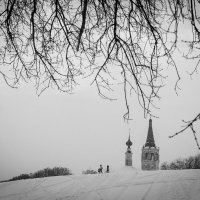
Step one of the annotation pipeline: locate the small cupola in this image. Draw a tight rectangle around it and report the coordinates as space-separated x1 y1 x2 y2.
126 134 132 148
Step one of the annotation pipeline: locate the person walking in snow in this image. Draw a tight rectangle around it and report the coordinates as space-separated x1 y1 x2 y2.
106 165 109 173
98 165 103 173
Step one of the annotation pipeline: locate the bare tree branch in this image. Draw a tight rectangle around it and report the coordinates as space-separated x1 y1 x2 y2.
169 113 200 149
0 0 200 147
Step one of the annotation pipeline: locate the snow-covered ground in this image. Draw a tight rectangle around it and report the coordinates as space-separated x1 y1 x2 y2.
0 168 200 200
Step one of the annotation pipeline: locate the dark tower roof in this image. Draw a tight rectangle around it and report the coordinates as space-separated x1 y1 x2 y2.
126 133 132 148
145 119 156 147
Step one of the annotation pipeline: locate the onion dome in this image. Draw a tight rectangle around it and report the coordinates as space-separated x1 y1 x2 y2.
126 134 132 148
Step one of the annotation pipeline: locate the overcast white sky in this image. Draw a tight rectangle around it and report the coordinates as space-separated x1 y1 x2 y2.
0 50 200 181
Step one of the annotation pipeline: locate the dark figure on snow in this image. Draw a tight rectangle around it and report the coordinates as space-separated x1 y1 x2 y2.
98 165 103 173
106 165 110 173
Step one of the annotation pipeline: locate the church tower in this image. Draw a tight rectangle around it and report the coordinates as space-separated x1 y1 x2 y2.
141 119 159 170
125 132 133 166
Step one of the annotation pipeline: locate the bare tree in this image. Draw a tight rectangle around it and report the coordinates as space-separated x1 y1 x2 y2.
0 0 200 146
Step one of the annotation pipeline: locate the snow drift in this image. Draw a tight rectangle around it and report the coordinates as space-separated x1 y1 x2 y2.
0 168 200 200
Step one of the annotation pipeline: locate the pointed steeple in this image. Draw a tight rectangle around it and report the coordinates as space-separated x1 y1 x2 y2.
142 119 159 170
145 119 155 147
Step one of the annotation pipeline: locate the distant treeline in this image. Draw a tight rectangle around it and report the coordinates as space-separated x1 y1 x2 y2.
5 167 72 182
161 154 200 170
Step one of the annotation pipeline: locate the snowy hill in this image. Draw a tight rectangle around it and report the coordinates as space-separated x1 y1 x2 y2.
0 168 200 200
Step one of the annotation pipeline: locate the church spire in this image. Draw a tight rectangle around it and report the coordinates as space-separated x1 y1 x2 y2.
141 119 159 170
145 119 155 147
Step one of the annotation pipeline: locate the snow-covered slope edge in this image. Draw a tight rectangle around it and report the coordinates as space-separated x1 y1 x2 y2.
0 168 200 200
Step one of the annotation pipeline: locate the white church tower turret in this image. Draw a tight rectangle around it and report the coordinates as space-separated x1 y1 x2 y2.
125 132 133 166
